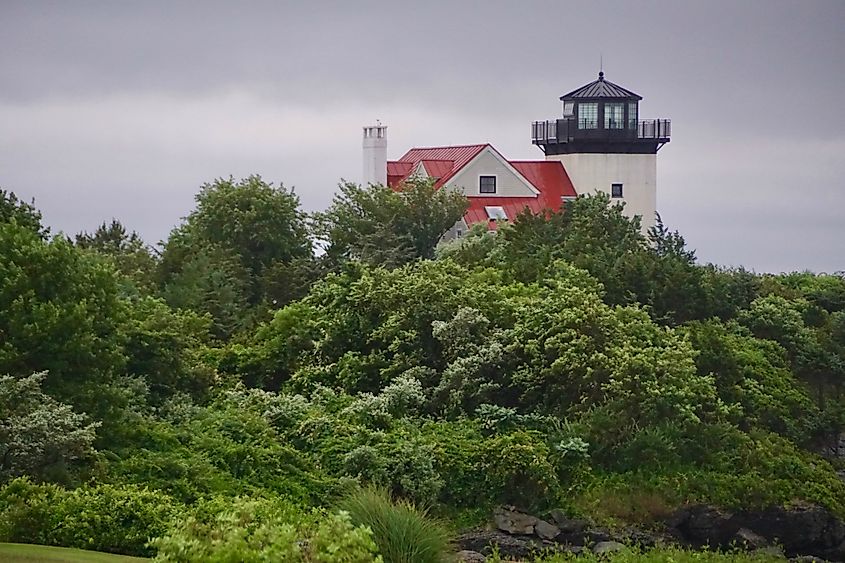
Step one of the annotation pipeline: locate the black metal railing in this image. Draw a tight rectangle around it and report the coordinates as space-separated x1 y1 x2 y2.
531 119 671 143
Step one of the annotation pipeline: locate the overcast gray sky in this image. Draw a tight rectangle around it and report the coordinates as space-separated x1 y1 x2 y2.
2 0 843 272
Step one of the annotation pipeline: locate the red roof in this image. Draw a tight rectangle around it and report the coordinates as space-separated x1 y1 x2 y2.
386 161 414 187
421 159 455 180
387 144 577 228
388 144 487 189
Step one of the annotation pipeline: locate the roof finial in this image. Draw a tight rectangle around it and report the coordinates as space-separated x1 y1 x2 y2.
599 54 604 80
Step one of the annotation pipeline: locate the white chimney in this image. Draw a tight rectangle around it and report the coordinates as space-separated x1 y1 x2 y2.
362 123 387 186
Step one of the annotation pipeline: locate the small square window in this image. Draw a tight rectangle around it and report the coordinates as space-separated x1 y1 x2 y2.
611 183 623 198
479 175 497 194
456 229 463 238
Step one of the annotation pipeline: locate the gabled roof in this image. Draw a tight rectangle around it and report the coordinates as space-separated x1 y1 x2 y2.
387 144 578 229
389 144 488 189
560 71 642 101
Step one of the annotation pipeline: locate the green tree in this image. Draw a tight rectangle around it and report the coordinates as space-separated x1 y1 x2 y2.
0 221 127 412
76 219 158 295
123 297 215 403
160 175 310 285
316 177 468 267
0 373 99 483
159 176 312 336
0 189 46 237
162 244 252 340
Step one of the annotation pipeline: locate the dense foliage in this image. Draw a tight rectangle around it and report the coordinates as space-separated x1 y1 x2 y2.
1 179 843 560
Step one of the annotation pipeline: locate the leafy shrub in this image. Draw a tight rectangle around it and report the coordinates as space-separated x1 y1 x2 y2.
340 487 451 563
152 496 381 562
0 478 181 556
0 477 61 546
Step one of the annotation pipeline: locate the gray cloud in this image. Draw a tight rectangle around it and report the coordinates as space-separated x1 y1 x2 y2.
1 0 843 271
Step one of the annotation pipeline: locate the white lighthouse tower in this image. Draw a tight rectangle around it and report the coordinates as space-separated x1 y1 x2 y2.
362 122 388 186
531 72 670 231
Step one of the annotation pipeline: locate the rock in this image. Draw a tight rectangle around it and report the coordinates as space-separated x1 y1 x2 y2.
729 504 845 557
548 509 589 534
456 550 486 562
593 541 626 555
584 528 614 544
670 503 845 560
734 527 768 549
670 504 734 546
534 519 561 540
456 530 548 559
493 506 538 535
790 556 829 563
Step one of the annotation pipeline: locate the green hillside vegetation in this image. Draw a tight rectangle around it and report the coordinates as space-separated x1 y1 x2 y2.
1 179 843 561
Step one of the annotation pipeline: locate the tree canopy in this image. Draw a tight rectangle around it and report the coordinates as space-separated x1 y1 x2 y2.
316 177 468 268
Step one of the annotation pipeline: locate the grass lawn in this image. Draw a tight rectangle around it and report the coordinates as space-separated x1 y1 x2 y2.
0 543 148 562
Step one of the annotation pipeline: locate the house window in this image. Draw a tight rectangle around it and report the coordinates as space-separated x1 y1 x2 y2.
479 175 497 194
628 102 638 129
578 103 597 129
611 183 623 198
456 229 463 238
605 103 624 129
563 101 574 116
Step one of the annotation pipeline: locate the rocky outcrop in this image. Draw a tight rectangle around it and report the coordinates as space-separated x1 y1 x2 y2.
670 504 845 561
457 504 845 562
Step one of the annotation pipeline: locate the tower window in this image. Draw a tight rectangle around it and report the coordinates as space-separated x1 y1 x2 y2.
628 102 638 129
605 103 624 129
479 175 497 194
578 103 597 129
611 183 623 198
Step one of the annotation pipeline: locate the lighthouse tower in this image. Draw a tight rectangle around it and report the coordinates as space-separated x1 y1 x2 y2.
531 72 670 231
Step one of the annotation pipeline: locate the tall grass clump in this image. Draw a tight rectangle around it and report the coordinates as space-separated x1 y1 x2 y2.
339 487 451 563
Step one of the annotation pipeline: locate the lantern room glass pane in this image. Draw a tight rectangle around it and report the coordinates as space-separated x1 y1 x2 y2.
628 102 638 129
605 103 624 129
578 103 597 129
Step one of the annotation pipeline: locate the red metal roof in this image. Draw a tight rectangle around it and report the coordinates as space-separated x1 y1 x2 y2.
421 159 455 179
389 144 487 189
387 144 578 228
386 161 414 188
510 161 576 205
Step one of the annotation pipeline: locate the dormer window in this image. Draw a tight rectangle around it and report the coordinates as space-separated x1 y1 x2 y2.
578 103 598 129
605 103 624 129
479 175 497 194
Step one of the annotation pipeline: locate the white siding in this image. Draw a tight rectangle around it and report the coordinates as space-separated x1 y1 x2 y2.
442 217 469 242
547 153 657 231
